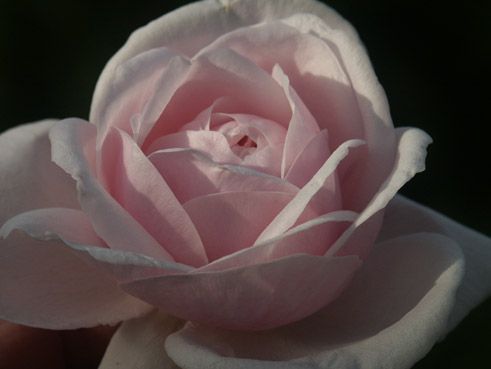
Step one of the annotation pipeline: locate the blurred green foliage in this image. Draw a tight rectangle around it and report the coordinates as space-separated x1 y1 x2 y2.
0 0 489 367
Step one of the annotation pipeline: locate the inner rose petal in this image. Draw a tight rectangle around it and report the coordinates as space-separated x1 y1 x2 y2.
142 48 291 149
196 21 363 151
255 139 365 244
213 114 286 176
149 148 297 204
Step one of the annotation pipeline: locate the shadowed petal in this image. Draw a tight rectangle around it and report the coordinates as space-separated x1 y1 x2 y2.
183 191 296 261
150 148 296 203
379 195 491 331
0 231 152 329
326 128 431 258
122 253 360 331
100 128 207 266
50 119 173 261
163 233 464 369
255 138 364 244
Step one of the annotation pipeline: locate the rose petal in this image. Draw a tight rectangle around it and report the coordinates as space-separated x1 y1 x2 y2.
198 17 397 210
163 233 464 369
143 48 290 147
150 148 297 204
0 120 79 217
0 208 104 247
49 118 173 261
201 210 357 271
0 208 191 284
284 129 342 218
282 12 392 134
131 55 191 146
271 64 320 177
0 120 151 329
100 128 207 266
379 195 491 332
221 114 286 149
281 13 399 210
90 0 397 210
99 311 182 369
92 47 190 145
326 127 432 258
0 231 152 329
197 21 361 149
255 138 365 244
285 129 330 188
183 191 296 262
215 113 286 176
147 129 240 165
121 253 360 331
91 0 360 121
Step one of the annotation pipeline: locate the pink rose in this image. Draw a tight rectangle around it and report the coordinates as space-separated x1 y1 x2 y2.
1 0 490 368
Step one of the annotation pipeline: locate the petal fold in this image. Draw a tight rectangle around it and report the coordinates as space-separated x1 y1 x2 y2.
0 120 152 329
326 127 432 258
183 191 296 262
49 119 174 261
379 195 491 332
100 128 207 266
255 138 364 244
150 148 296 204
0 232 152 330
122 254 360 331
164 233 464 369
99 311 182 369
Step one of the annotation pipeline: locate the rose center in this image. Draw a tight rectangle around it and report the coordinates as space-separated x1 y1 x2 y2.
229 134 258 158
235 135 257 148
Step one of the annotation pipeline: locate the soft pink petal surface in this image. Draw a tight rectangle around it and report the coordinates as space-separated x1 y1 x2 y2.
379 195 491 330
0 231 153 329
271 65 319 177
101 230 472 369
162 233 465 369
121 253 360 331
201 210 357 271
0 208 104 247
100 128 207 266
90 0 360 122
285 129 330 187
150 148 297 204
148 130 240 165
50 119 173 261
94 48 190 146
99 311 182 369
255 138 364 244
1 208 193 284
0 121 151 329
143 49 290 146
327 127 432 258
183 191 297 261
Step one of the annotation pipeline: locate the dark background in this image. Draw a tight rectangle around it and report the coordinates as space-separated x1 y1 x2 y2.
0 0 489 367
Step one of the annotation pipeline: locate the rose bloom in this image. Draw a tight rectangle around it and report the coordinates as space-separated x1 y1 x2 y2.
1 0 490 368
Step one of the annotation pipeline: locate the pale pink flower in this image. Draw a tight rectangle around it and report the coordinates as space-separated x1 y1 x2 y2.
1 1 489 368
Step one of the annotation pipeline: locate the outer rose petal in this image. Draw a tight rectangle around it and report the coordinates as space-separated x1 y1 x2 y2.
90 0 378 128
183 191 297 261
100 228 478 369
327 127 432 259
121 254 360 331
0 121 151 329
0 232 152 329
50 118 174 261
99 311 182 369
0 120 79 215
162 233 464 369
100 128 207 266
379 195 491 331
